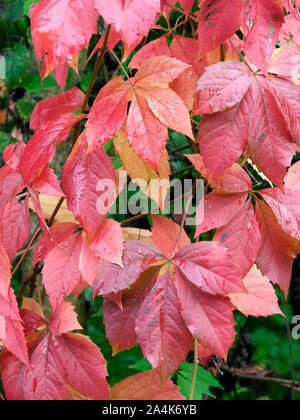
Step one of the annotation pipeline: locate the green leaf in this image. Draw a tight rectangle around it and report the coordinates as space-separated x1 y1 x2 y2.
22 73 58 92
0 133 16 155
5 45 30 90
0 0 25 22
16 97 35 120
24 0 39 15
129 358 152 373
177 361 222 400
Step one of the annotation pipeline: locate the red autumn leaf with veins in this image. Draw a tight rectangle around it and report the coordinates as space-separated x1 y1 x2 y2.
49 301 82 336
190 155 300 295
102 216 243 379
0 288 29 366
33 165 64 197
2 0 300 401
94 0 160 57
130 34 243 110
197 0 243 58
19 88 86 185
30 0 99 88
229 265 283 317
86 56 194 170
241 0 284 74
0 167 30 261
255 199 299 297
194 57 299 185
61 132 116 239
90 219 124 267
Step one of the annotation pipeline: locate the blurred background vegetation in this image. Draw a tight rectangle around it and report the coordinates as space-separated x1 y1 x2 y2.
0 0 300 401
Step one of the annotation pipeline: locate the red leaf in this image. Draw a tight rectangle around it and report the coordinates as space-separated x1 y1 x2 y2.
90 219 124 266
195 191 249 236
151 215 191 258
0 288 29 366
241 0 284 74
103 267 160 354
93 240 163 296
197 0 243 57
33 165 64 197
30 0 98 85
214 200 262 277
79 234 99 288
175 269 236 360
1 196 31 261
186 155 252 193
24 334 68 400
42 232 83 309
195 61 253 115
173 242 245 295
30 88 85 130
20 88 85 184
110 370 184 400
195 61 296 185
0 243 11 301
55 333 109 400
126 90 168 170
61 133 116 239
95 0 160 56
261 187 300 241
229 265 283 317
285 161 300 190
50 301 81 336
256 199 299 296
268 44 300 79
85 78 130 151
33 222 79 265
136 269 193 381
3 142 25 171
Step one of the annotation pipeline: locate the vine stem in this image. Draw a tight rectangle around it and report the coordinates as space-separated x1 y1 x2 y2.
189 338 199 400
223 365 300 390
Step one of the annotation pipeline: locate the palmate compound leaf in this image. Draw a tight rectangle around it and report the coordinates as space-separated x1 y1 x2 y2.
194 59 299 186
1 332 109 400
101 216 244 380
30 0 99 88
86 56 194 170
189 157 300 296
1 301 109 400
94 0 160 57
130 33 243 111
